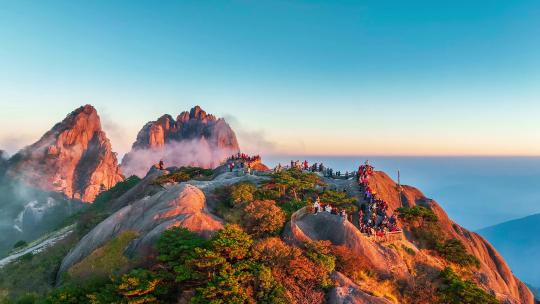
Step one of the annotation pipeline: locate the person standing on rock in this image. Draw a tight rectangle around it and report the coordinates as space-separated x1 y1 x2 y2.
313 197 321 214
229 162 234 172
341 210 347 221
158 160 164 170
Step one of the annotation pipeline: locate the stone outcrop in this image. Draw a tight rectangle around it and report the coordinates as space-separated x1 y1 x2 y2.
284 207 409 279
121 106 240 177
6 105 124 202
57 170 224 280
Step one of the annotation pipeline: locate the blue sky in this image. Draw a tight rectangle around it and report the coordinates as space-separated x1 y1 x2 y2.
1 0 540 156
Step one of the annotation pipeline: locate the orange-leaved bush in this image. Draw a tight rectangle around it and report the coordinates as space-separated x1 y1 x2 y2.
243 200 286 237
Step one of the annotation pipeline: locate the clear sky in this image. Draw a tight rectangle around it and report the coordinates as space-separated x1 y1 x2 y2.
1 0 540 157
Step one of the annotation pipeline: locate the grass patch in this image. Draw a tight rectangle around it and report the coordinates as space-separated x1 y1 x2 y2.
0 236 76 302
401 245 416 256
67 230 139 283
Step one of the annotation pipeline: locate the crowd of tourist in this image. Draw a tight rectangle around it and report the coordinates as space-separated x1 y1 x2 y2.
226 152 262 175
312 197 349 221
304 160 401 239
270 158 403 239
228 152 261 163
357 161 400 236
275 160 360 179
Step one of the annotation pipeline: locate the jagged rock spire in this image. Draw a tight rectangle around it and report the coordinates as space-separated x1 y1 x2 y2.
121 105 240 177
6 105 124 202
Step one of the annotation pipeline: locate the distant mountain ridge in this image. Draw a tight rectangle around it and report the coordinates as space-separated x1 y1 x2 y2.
478 213 540 287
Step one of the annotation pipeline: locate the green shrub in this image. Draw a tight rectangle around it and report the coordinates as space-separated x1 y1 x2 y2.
211 225 253 260
13 294 37 304
401 245 416 256
92 176 141 207
152 171 190 185
19 253 33 263
12 241 27 250
269 169 322 200
305 241 336 273
438 267 498 304
397 206 438 225
319 190 358 213
278 200 308 219
152 167 214 186
156 227 208 283
115 269 168 304
253 265 288 304
436 239 480 268
254 188 281 201
231 182 257 205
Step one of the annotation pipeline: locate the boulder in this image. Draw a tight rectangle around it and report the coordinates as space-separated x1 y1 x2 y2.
57 182 223 281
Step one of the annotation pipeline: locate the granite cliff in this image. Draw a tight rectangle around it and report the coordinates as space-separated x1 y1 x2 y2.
6 105 124 202
121 106 240 177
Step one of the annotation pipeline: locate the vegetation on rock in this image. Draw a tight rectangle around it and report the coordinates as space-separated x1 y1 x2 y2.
397 206 479 268
152 167 214 186
67 230 139 283
243 200 286 237
438 267 499 304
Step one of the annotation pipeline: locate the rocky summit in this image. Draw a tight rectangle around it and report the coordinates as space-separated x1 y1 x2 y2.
5 105 124 202
121 105 240 177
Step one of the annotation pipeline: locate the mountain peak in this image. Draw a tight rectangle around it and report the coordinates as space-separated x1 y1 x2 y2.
6 105 124 202
189 105 205 119
79 104 97 113
121 106 240 177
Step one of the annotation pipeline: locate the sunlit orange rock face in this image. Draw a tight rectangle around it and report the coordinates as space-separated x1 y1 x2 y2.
128 105 239 152
6 105 124 202
362 172 534 304
121 105 240 176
